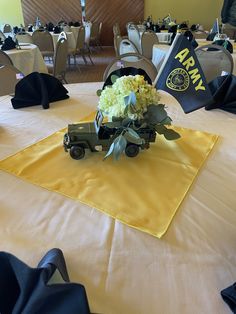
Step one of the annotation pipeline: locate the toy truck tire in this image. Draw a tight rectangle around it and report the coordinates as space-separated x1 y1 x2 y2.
125 144 139 158
70 145 85 160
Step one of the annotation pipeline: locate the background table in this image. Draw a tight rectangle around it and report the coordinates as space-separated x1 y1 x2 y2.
5 43 48 75
0 83 236 314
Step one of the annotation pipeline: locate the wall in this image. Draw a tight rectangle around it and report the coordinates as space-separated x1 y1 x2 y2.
0 0 24 26
21 0 144 45
144 0 223 30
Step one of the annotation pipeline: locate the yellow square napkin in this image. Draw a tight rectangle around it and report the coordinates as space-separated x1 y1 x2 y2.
0 117 218 238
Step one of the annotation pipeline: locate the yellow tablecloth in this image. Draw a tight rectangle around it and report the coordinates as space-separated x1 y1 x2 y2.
0 120 218 238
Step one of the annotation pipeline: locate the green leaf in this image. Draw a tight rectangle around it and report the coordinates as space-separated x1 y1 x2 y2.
123 128 144 145
145 104 168 124
124 91 136 106
155 124 168 134
96 89 102 96
163 129 181 140
111 74 119 84
113 135 127 160
104 142 115 160
160 116 172 125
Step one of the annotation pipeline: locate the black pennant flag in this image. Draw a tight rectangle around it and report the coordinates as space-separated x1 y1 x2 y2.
155 34 213 113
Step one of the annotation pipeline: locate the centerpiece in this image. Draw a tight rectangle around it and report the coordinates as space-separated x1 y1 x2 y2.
63 71 180 160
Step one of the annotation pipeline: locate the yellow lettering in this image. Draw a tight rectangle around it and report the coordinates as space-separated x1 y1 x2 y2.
189 68 201 84
183 57 195 71
175 48 189 63
195 79 206 91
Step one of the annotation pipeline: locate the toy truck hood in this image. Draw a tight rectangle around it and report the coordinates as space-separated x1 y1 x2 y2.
68 122 97 134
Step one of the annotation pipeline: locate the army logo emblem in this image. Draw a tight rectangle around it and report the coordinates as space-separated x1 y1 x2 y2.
166 68 190 91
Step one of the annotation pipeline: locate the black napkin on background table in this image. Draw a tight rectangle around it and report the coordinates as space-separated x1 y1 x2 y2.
221 282 236 313
103 67 152 89
0 248 91 314
54 26 61 34
11 72 69 109
1 36 16 51
212 39 233 54
205 74 236 114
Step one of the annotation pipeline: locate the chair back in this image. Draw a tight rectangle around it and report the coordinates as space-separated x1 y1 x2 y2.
76 26 86 50
0 64 23 96
114 35 123 56
127 24 141 53
103 52 158 82
58 31 67 41
0 50 13 66
113 23 121 37
15 33 34 44
195 44 233 82
90 22 100 41
32 30 54 54
53 37 68 83
141 30 159 59
3 24 12 33
119 39 139 56
0 30 6 42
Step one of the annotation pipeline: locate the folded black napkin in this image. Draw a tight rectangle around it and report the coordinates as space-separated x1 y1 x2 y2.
206 32 217 41
0 248 90 314
1 36 16 51
205 74 236 114
212 39 233 53
46 22 54 32
28 25 33 32
183 30 198 48
103 67 152 89
11 72 69 109
54 25 61 34
221 282 236 313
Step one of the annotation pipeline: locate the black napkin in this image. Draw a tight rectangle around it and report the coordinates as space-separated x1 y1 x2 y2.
206 32 217 41
205 74 236 114
213 39 233 53
1 36 16 51
183 30 198 48
103 67 152 89
0 248 90 314
221 282 236 313
54 26 61 34
11 72 69 109
46 22 54 32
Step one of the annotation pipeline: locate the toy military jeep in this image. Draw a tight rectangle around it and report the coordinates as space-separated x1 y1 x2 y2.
63 111 156 160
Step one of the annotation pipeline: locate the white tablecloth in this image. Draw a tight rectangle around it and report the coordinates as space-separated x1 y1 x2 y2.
0 82 236 314
5 44 48 75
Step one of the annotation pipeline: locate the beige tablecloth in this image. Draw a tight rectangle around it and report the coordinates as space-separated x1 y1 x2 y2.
0 82 236 314
6 44 48 75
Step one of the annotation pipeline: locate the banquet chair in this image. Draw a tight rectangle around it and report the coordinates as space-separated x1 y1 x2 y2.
114 35 123 56
3 24 12 33
89 22 102 50
0 50 13 66
103 53 158 82
69 25 93 68
127 23 142 53
113 23 121 37
195 44 233 82
0 30 6 42
32 30 54 60
15 33 34 44
52 37 68 83
0 64 23 96
119 39 139 56
141 30 159 59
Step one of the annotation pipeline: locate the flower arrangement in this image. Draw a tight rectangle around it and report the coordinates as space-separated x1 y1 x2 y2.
97 74 180 160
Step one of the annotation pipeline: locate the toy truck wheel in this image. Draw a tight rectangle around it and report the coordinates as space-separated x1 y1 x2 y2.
70 145 85 160
125 144 139 157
